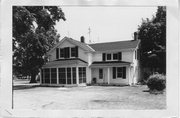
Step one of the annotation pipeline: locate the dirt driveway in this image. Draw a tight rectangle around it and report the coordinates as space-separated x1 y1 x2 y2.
13 85 166 109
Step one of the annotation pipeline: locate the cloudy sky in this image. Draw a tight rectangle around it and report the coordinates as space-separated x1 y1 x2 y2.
55 6 157 43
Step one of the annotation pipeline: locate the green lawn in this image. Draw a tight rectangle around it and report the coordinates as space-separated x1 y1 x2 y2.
13 84 166 109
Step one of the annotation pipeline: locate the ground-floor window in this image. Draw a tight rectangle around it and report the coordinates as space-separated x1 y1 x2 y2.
112 67 126 79
79 67 86 84
41 69 45 83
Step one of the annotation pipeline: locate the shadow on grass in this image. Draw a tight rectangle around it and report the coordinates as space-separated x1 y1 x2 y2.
13 85 40 90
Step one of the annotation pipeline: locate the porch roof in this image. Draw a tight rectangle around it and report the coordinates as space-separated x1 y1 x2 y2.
42 58 88 68
89 61 131 68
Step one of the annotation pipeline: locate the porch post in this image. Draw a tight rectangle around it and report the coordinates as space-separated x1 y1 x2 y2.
57 68 59 84
107 67 110 84
76 66 79 85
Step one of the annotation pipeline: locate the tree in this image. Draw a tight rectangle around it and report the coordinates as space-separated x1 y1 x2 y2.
13 6 66 83
137 6 166 79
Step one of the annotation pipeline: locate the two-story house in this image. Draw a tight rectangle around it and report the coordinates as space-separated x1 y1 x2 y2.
41 35 140 86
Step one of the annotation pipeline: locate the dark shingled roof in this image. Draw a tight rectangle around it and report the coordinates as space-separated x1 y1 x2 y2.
89 40 140 51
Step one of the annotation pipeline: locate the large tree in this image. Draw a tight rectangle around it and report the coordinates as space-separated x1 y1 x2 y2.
13 6 66 83
138 6 166 79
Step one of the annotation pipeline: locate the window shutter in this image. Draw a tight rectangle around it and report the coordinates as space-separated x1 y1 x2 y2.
123 67 126 79
102 53 106 61
64 47 70 58
113 67 116 79
56 48 59 59
75 46 78 57
118 52 122 60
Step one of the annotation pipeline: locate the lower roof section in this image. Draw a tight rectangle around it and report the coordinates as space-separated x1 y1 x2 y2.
90 61 131 68
42 58 88 68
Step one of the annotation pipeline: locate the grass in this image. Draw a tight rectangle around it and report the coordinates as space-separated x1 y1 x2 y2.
13 83 166 109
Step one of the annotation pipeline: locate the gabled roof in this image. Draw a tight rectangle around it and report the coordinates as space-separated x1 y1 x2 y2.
47 37 95 55
89 40 140 52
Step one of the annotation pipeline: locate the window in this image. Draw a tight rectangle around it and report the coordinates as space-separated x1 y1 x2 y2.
79 67 86 83
112 67 126 79
59 68 66 84
71 47 76 57
60 48 64 58
113 53 118 60
117 67 123 78
99 69 103 79
118 52 122 60
107 54 111 60
51 68 57 84
72 67 76 84
67 68 71 84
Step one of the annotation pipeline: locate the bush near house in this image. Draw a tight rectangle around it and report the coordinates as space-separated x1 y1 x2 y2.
147 74 166 92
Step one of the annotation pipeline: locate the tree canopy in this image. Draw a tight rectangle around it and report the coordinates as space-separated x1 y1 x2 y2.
138 6 166 76
13 6 66 83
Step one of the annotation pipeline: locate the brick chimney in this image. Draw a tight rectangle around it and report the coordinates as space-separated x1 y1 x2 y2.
80 36 85 43
134 32 138 40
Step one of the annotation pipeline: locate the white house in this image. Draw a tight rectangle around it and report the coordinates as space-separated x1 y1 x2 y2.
41 35 140 86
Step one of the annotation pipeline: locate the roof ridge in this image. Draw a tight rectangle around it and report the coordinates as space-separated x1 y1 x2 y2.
89 40 138 45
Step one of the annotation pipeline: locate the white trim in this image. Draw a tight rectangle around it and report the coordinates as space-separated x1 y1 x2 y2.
76 66 79 85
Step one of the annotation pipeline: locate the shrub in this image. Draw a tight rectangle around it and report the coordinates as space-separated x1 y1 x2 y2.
147 74 166 91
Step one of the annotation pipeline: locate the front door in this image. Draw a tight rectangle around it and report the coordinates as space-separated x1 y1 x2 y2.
99 68 104 82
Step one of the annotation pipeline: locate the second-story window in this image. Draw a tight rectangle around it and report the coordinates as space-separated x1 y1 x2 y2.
107 54 111 60
71 47 76 57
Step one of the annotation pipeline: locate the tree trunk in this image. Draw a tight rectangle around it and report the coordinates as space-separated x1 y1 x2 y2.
29 72 37 83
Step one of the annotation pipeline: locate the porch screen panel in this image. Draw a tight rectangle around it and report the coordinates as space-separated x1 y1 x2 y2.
59 68 66 84
79 67 83 84
72 67 76 84
51 68 57 84
82 67 86 83
67 68 71 84
41 69 45 83
44 68 50 83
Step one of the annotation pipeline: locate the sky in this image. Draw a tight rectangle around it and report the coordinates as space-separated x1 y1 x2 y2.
55 6 157 43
